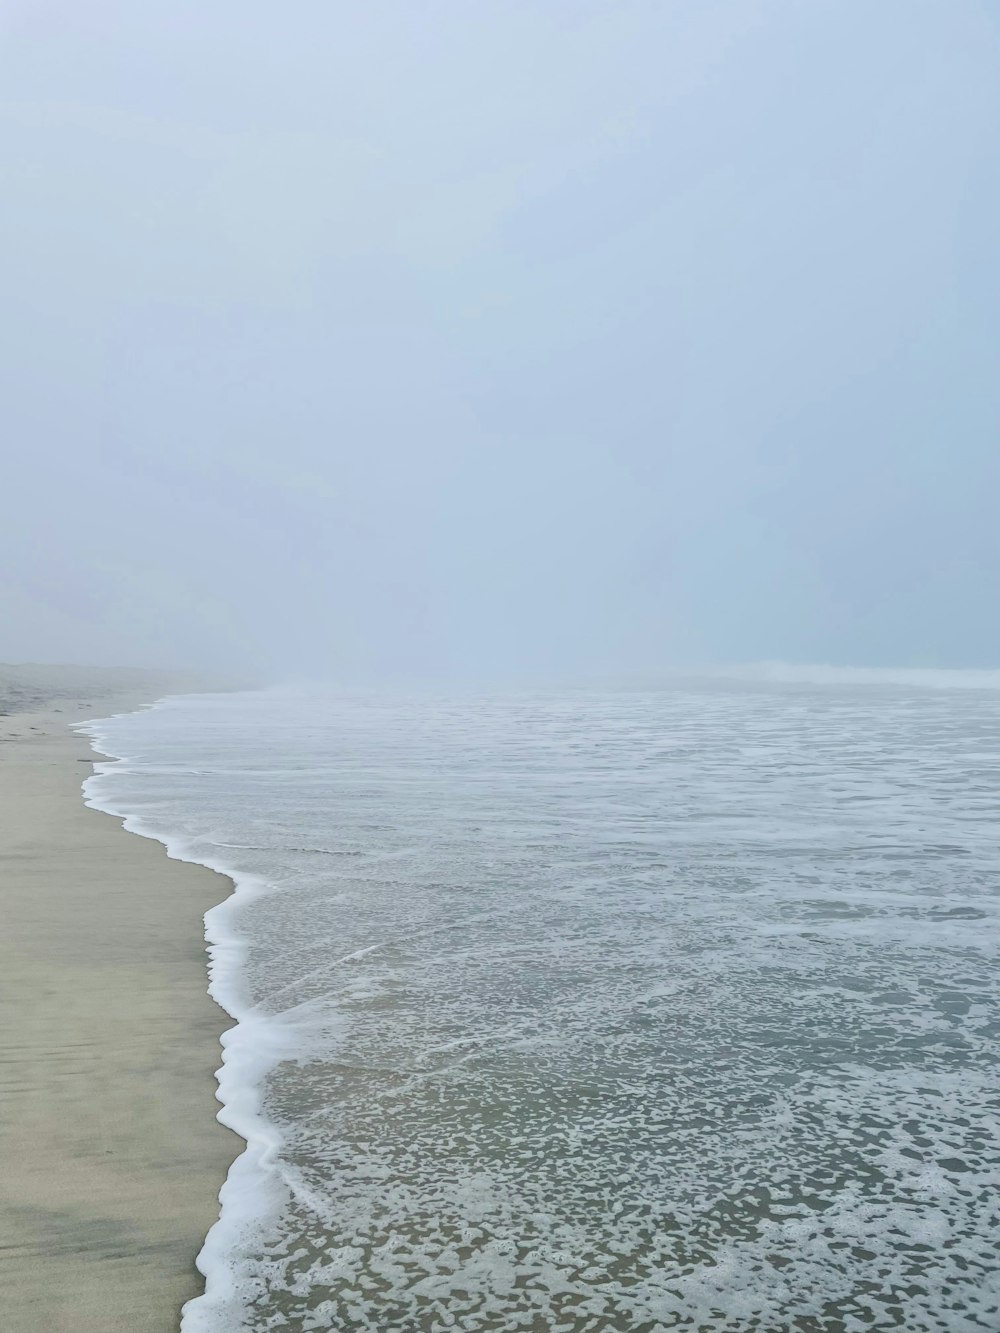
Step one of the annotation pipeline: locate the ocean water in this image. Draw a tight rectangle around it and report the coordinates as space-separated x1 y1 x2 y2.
80 678 1000 1333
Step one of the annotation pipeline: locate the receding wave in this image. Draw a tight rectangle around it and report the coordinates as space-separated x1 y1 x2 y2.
76 684 1000 1332
77 704 294 1333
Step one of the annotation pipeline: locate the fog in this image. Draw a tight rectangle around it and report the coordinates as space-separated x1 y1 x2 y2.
2 1 998 682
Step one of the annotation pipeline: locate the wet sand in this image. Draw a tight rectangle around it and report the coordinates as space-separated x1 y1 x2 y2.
0 666 239 1333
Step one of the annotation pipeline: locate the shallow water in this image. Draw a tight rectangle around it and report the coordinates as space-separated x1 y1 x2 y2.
83 682 1000 1331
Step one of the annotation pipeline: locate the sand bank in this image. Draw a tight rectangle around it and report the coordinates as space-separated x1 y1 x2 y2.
0 666 238 1333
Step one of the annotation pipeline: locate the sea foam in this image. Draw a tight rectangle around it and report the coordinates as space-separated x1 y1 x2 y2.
79 702 296 1332
77 682 1000 1331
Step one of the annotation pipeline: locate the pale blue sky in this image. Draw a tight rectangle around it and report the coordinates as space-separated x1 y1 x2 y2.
2 1 998 679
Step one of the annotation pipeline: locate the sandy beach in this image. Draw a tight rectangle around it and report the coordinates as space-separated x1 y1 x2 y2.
0 666 238 1333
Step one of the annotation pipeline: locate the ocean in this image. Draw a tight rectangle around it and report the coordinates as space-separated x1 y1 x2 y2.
80 677 1000 1332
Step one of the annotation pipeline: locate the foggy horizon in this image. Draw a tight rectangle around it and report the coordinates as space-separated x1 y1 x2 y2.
3 1 999 683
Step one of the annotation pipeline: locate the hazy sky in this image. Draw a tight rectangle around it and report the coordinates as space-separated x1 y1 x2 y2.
2 1 998 681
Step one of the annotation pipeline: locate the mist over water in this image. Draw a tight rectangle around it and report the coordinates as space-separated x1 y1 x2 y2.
3 1 1000 679
84 673 1000 1331
6 2 1000 1330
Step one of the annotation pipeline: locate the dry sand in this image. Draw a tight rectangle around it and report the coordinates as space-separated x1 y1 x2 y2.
0 665 240 1333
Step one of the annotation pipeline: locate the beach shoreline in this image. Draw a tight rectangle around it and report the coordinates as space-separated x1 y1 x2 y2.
0 666 239 1333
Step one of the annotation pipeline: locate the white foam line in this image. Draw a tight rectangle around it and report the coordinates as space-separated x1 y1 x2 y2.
712 661 1000 689
263 942 388 1006
74 706 298 1333
260 908 497 1007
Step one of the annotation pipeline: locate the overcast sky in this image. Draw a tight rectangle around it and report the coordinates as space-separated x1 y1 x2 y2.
2 1 998 681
